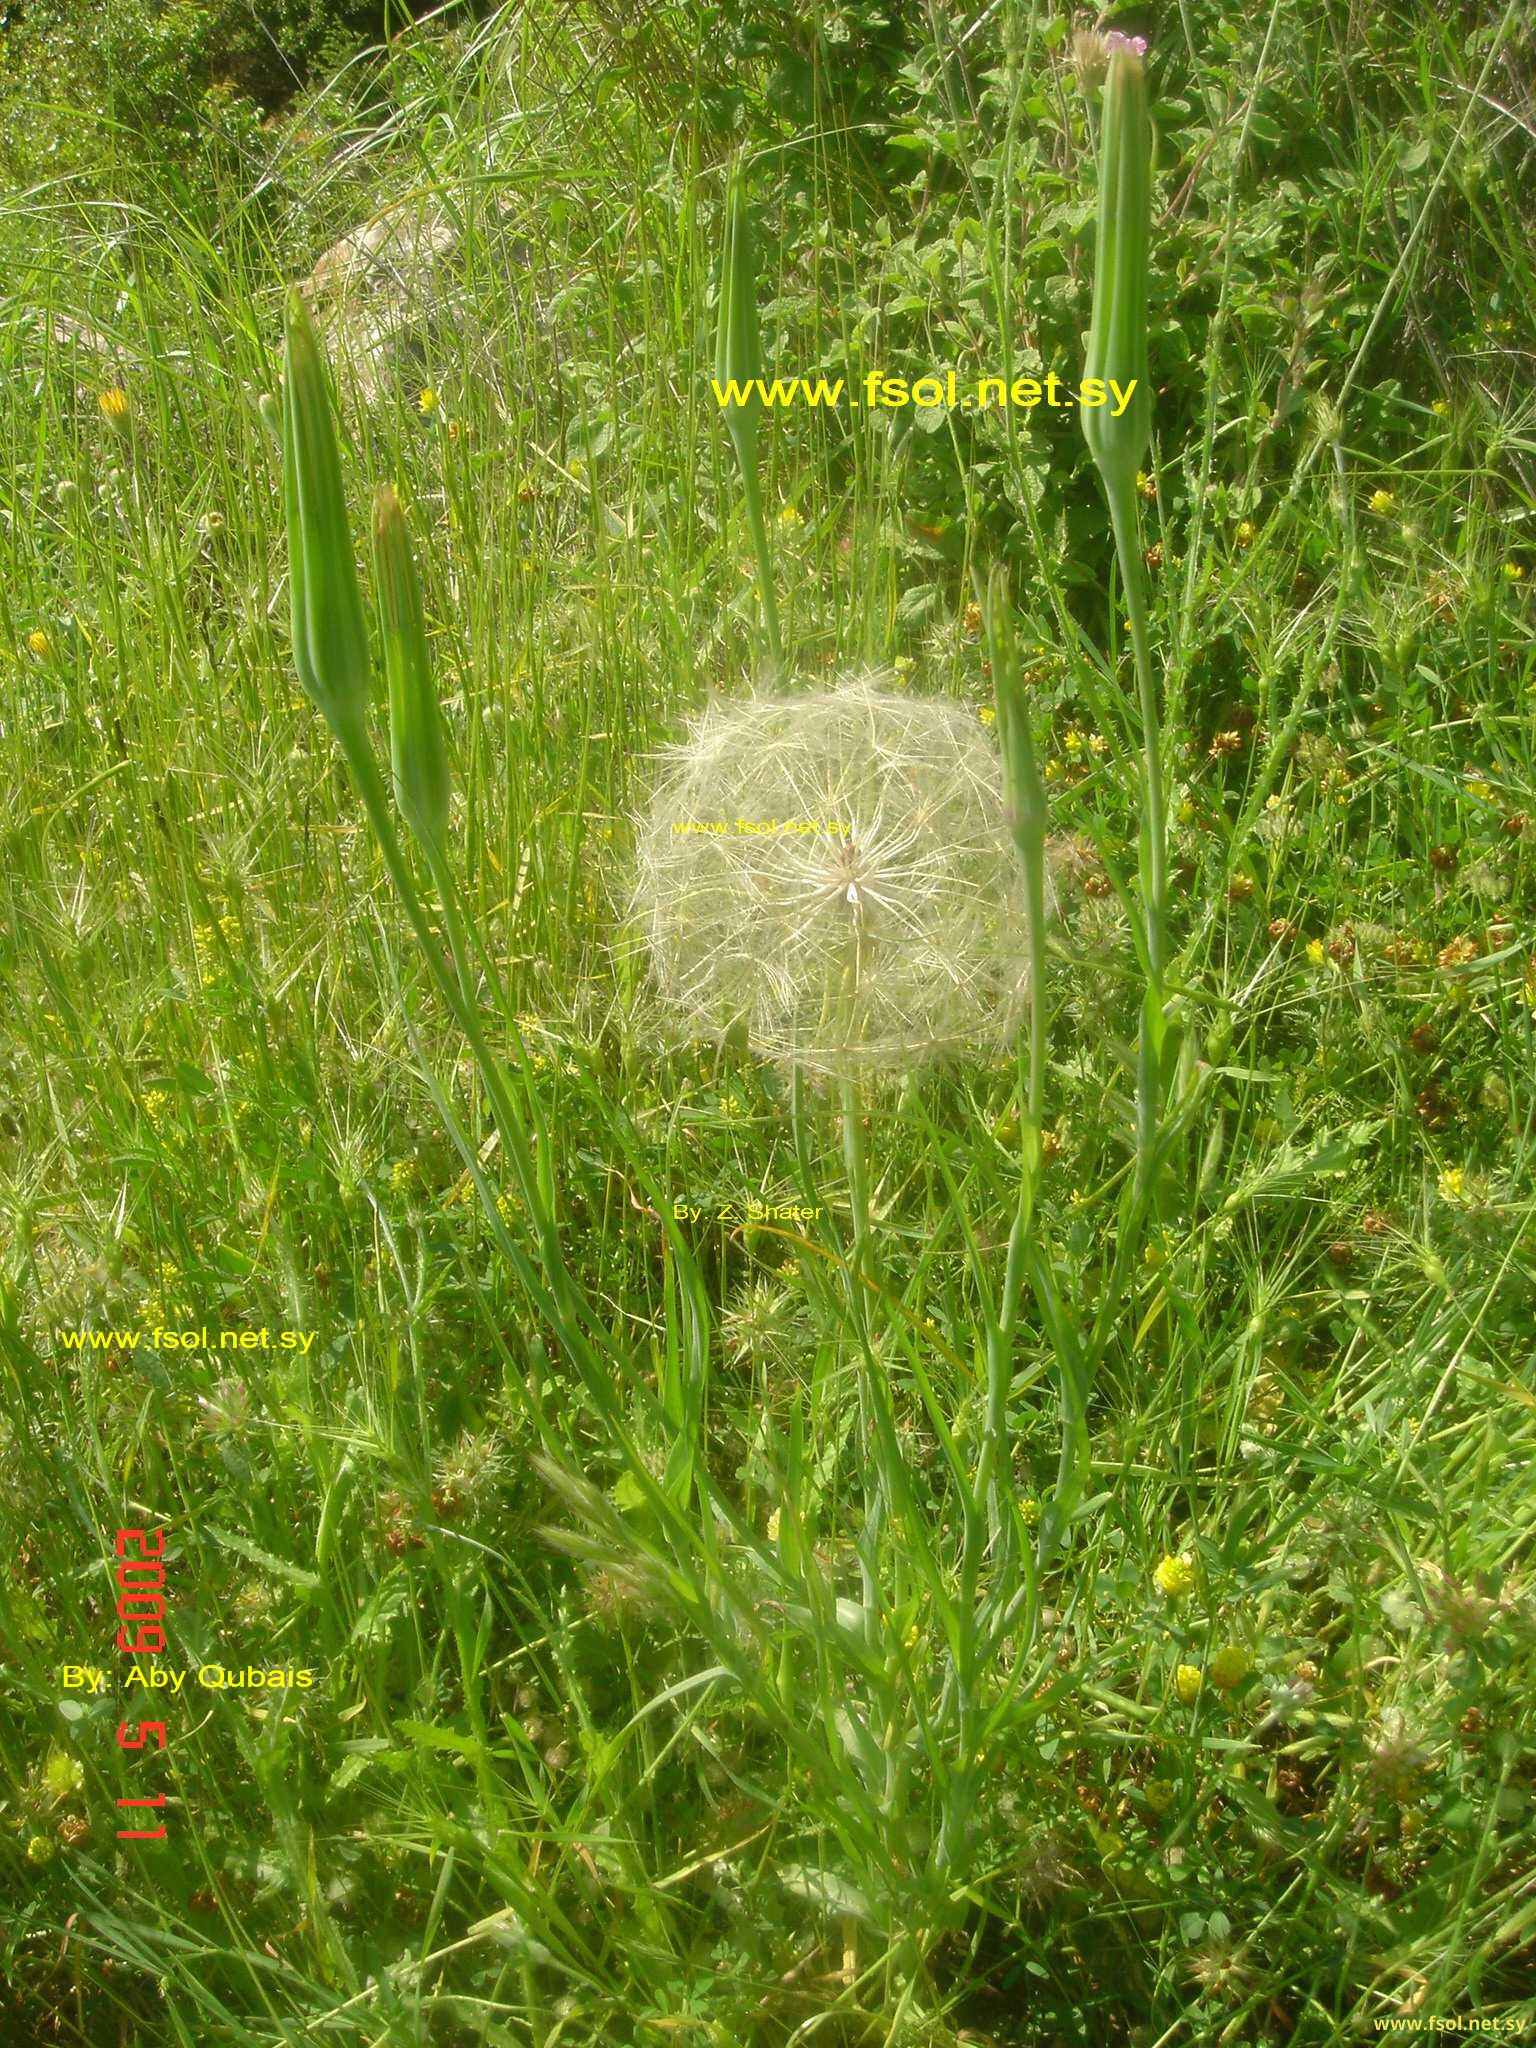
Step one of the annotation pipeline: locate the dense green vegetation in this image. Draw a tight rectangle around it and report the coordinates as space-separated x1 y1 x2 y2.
2 0 1534 2041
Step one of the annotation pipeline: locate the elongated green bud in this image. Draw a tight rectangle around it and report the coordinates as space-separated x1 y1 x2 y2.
281 291 371 754
373 484 449 859
713 155 763 472
1080 38 1152 496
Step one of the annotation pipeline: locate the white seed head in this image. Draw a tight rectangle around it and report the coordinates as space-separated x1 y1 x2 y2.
629 675 1039 1078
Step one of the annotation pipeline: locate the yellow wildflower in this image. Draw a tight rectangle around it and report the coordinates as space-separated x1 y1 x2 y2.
98 387 130 421
1154 1554 1196 1599
1368 489 1395 516
1175 1665 1202 1705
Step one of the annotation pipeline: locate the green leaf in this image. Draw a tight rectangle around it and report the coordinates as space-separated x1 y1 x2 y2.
202 1523 320 1590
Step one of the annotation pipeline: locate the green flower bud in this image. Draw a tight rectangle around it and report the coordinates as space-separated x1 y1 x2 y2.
282 292 371 755
1080 40 1152 496
373 484 449 859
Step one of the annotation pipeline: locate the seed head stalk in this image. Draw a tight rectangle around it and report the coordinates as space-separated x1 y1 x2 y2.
830 917 895 1669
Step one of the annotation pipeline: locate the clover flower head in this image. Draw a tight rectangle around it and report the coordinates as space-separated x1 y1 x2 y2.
1367 1711 1431 1801
1208 1644 1254 1692
1256 1674 1314 1730
1154 1552 1196 1599
630 675 1038 1079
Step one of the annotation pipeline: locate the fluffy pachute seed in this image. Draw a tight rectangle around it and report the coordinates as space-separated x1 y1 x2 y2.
631 677 1042 1079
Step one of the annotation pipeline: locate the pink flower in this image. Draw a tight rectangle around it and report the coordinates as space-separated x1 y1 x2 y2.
1105 30 1149 58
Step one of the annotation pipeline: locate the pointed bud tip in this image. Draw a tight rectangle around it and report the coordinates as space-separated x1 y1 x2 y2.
1073 28 1148 86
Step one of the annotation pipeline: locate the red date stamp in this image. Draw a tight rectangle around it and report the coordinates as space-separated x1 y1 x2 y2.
113 1527 170 1839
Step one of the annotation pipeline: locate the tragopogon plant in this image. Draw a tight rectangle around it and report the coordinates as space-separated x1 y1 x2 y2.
282 294 1057 1909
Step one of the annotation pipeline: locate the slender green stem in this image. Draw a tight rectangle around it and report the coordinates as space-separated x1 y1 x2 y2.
424 845 477 1009
839 1076 883 1634
738 457 783 672
1105 477 1167 1213
1106 478 1165 990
